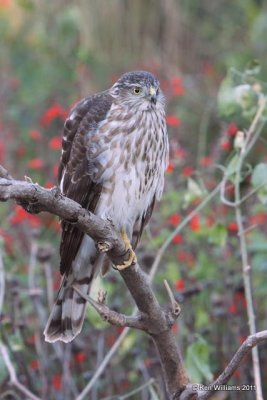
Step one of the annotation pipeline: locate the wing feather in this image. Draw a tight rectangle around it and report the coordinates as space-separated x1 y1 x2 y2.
59 92 113 275
131 195 156 250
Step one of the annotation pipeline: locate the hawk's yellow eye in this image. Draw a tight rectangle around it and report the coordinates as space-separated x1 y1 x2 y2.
133 87 142 95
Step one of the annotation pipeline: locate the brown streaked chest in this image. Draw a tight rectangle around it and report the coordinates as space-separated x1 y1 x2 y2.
86 104 166 187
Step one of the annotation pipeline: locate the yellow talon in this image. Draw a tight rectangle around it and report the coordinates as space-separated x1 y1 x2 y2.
116 230 137 270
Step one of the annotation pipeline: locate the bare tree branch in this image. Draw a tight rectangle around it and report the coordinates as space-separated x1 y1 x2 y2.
73 285 146 330
232 97 266 400
164 279 181 316
2 166 267 399
0 175 130 266
218 95 267 400
200 330 267 399
119 263 189 397
0 167 189 398
179 330 267 400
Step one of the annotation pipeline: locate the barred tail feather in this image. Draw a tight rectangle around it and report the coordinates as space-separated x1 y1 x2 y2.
44 236 101 343
43 275 91 343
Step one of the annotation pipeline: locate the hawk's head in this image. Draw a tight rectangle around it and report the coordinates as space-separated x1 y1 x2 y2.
110 70 165 111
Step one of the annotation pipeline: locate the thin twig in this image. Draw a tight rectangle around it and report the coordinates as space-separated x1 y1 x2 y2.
119 263 188 396
0 165 13 180
75 183 222 399
198 330 267 399
28 241 49 397
73 285 145 330
220 169 267 208
150 183 221 279
239 179 267 205
62 345 79 400
76 328 130 400
233 96 266 400
2 162 265 399
0 247 5 314
164 280 180 316
92 332 105 400
74 263 187 398
243 96 267 157
0 344 42 400
0 390 21 400
99 378 155 400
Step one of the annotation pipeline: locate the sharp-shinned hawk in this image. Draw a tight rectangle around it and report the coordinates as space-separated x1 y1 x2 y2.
44 70 169 343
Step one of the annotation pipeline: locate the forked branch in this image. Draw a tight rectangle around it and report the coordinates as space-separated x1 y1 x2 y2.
1 165 267 399
0 165 188 398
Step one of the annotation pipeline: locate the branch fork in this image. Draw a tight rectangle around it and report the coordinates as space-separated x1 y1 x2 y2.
2 163 267 399
72 284 146 330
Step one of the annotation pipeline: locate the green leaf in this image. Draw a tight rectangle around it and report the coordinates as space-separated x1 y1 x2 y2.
207 224 228 247
245 60 261 76
248 231 267 253
183 178 205 207
188 178 204 197
218 72 242 119
251 163 267 204
9 332 24 352
234 84 258 111
195 309 209 330
58 6 81 36
252 163 267 187
218 68 260 122
185 335 213 383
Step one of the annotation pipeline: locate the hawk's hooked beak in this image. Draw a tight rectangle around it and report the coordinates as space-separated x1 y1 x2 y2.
149 86 157 104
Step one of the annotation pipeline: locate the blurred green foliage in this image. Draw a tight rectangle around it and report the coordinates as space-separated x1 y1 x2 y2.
1 1 267 399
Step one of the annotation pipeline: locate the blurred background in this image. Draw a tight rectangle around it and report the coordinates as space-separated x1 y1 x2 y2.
1 1 267 399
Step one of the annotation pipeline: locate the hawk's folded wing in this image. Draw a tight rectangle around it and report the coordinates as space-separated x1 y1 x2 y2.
58 92 113 275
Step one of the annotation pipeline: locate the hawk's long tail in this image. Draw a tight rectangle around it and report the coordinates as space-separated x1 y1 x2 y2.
44 236 101 343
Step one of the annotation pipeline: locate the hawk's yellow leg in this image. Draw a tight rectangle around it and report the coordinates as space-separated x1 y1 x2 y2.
116 229 137 270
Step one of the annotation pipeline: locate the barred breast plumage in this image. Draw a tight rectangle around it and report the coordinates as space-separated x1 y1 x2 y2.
90 102 168 235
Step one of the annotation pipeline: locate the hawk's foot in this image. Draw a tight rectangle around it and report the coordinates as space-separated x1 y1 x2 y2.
116 230 137 270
